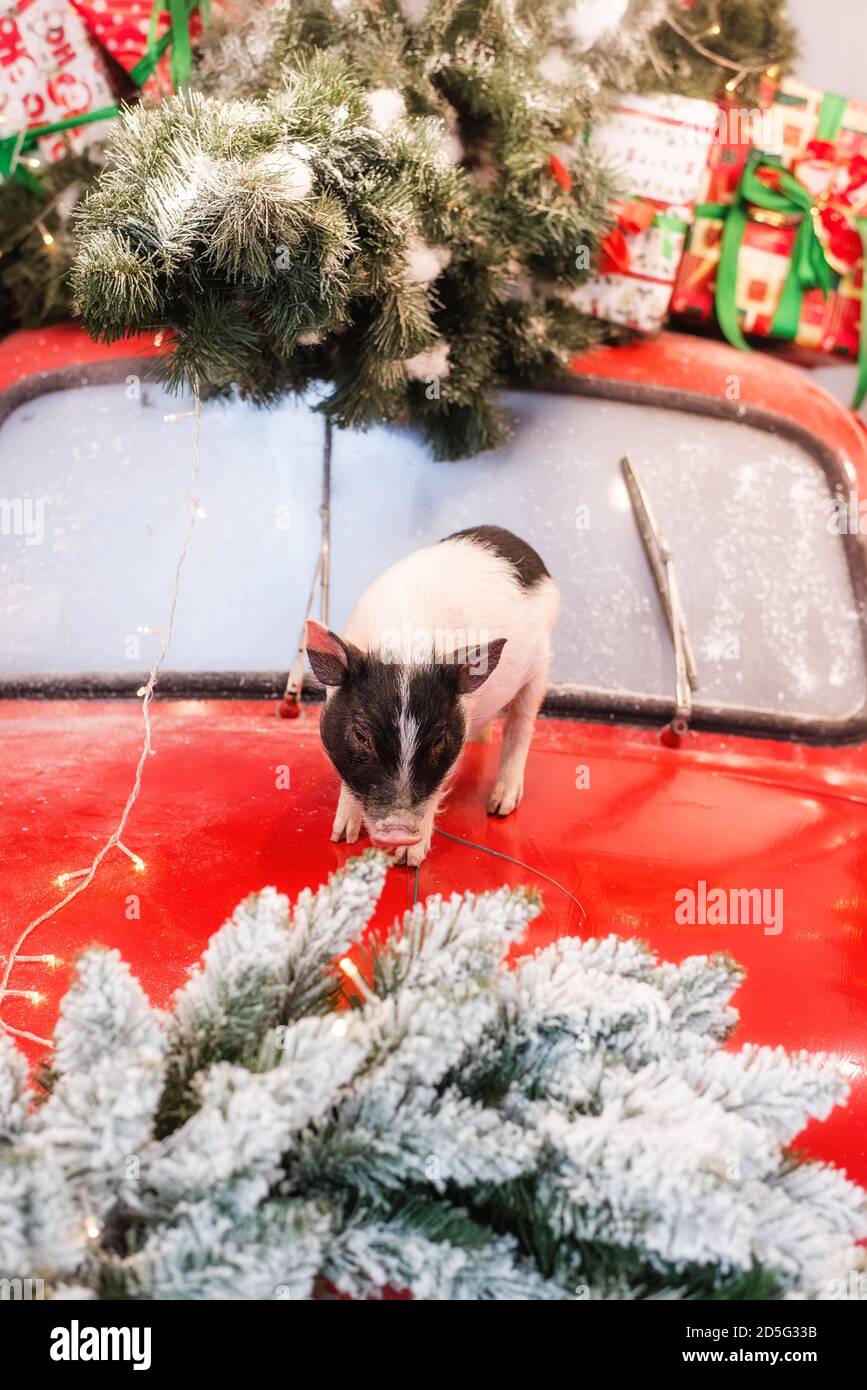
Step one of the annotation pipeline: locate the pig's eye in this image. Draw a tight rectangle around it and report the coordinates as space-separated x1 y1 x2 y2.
349 724 375 755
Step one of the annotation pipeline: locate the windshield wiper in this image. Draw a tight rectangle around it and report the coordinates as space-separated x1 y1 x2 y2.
620 454 699 738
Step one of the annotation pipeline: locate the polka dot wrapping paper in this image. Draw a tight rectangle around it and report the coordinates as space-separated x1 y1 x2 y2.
69 0 204 95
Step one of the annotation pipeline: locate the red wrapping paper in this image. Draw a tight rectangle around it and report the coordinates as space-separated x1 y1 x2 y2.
672 80 867 369
0 0 115 162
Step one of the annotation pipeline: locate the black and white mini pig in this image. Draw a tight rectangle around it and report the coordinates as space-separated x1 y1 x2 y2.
305 525 559 866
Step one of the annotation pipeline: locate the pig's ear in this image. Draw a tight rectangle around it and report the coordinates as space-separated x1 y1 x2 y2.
453 637 507 694
306 620 357 687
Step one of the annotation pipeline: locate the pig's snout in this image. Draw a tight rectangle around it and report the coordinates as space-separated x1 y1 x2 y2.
369 817 422 848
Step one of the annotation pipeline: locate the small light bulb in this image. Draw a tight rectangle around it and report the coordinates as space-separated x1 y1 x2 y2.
766 65 780 78
332 1017 349 1037
26 991 44 1006
153 332 164 347
707 23 721 36
84 1215 102 1240
40 229 54 246
55 872 70 888
118 841 146 873
338 956 376 1002
194 503 206 520
137 686 148 698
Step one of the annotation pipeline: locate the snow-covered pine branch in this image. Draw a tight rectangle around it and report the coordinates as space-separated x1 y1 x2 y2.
0 854 863 1301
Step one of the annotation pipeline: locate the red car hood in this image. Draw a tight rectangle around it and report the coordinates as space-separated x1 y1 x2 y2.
1 699 865 1182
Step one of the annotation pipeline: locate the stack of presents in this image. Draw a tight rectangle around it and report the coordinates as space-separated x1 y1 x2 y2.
1 3 865 405
574 80 867 409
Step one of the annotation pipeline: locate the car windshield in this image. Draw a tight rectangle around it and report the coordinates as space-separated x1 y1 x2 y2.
1 377 864 733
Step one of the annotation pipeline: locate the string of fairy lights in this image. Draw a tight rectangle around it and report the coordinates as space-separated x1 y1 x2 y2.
0 396 204 1049
662 5 783 93
0 137 64 262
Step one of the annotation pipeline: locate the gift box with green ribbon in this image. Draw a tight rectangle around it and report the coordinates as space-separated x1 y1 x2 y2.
0 1 206 194
70 0 207 98
672 80 867 411
0 0 117 191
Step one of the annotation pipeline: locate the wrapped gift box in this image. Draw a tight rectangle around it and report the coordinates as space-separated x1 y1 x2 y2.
676 209 863 360
672 79 867 401
70 0 171 79
763 78 867 168
70 1 223 97
0 0 116 167
570 91 720 334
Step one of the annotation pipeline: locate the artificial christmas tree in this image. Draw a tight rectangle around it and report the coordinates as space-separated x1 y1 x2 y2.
1 853 864 1301
66 0 801 458
71 61 468 422
639 0 797 104
0 150 96 324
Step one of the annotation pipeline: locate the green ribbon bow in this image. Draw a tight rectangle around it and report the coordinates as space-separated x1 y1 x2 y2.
709 155 835 348
698 153 867 411
0 106 120 194
133 0 202 91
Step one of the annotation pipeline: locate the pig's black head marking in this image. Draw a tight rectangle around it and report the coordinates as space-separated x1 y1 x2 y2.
305 620 506 816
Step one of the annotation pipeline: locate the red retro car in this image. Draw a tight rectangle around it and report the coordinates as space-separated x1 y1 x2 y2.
1 324 865 1184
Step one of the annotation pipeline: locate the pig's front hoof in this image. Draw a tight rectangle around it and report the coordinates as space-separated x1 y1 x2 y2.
393 836 431 868
487 779 523 817
331 806 363 844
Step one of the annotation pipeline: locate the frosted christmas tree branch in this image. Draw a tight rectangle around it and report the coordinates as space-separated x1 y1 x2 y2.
0 856 864 1301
